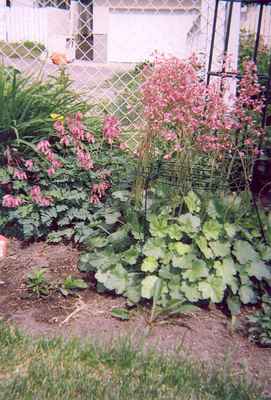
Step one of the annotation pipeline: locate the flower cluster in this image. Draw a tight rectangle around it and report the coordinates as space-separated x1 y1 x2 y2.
90 181 110 204
103 116 120 144
2 194 24 208
30 186 53 207
36 140 63 176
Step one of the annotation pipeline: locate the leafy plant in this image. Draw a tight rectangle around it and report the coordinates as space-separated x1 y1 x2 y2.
60 276 88 297
246 294 271 347
79 189 271 315
26 269 50 297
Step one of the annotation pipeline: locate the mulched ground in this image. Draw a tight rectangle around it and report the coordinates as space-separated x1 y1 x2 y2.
0 240 271 397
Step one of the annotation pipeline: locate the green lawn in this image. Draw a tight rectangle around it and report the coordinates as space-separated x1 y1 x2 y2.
0 322 265 400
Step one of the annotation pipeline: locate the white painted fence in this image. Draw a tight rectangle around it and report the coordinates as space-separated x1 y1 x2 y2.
0 6 69 51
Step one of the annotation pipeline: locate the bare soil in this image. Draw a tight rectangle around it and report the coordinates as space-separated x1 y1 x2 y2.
0 240 270 397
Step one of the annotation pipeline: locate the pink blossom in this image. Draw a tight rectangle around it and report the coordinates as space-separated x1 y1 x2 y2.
13 169 27 181
76 148 93 170
37 140 51 154
85 132 95 144
89 194 100 204
103 116 120 144
24 160 33 170
30 186 52 207
119 142 128 150
2 194 24 208
47 167 56 176
163 153 172 160
53 120 65 133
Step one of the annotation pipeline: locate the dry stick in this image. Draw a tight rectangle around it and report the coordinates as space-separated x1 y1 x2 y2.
59 298 86 326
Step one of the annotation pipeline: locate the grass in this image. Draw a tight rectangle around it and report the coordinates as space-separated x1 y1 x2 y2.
0 40 45 59
0 322 265 400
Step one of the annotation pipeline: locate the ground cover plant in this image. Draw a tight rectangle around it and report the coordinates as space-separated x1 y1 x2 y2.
0 322 265 400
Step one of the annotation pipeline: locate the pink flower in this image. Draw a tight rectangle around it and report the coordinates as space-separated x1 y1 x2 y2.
85 132 95 144
30 185 52 207
36 140 51 154
24 160 33 170
103 116 120 144
163 153 172 160
2 194 24 208
13 169 27 181
90 181 110 203
47 167 56 176
76 148 93 170
119 142 128 150
53 120 64 133
89 194 100 204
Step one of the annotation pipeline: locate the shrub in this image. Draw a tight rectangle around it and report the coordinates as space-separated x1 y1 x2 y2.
245 294 271 347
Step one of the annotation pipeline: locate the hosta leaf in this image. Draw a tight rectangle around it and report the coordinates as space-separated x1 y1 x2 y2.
167 224 183 240
199 276 225 303
213 257 236 286
257 244 271 262
159 266 179 282
149 215 168 238
122 246 140 265
247 261 271 281
224 223 238 238
209 241 231 258
177 213 200 235
233 240 259 265
239 285 257 304
111 308 129 321
78 251 116 272
183 259 209 282
143 238 166 259
181 282 201 302
141 275 159 299
126 285 141 304
169 242 191 256
184 191 201 213
195 236 214 259
141 256 159 273
203 219 222 241
206 199 219 219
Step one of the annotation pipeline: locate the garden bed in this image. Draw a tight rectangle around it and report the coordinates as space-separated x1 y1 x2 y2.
0 240 271 397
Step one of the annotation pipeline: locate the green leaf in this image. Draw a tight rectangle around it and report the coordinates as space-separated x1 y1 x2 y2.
209 241 231 258
111 308 129 321
226 295 241 316
87 236 108 249
168 281 184 300
195 236 214 259
198 276 225 303
239 285 257 304
213 257 237 287
167 224 183 240
95 264 128 295
181 282 201 302
184 191 201 213
105 211 121 225
112 190 130 202
141 256 159 273
143 238 166 259
169 242 191 256
149 215 168 238
233 240 259 264
247 261 271 281
203 219 222 241
63 276 88 290
177 213 200 235
122 246 140 265
172 254 195 269
183 259 209 282
141 275 159 299
224 223 238 238
78 251 116 273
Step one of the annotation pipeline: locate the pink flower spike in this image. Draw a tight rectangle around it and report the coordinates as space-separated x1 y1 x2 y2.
47 167 56 176
103 116 120 144
36 140 51 154
119 142 128 150
85 132 95 144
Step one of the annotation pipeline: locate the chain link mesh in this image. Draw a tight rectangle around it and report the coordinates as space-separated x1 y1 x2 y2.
0 0 270 145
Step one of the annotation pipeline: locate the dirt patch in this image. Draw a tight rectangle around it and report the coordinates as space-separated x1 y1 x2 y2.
0 240 271 397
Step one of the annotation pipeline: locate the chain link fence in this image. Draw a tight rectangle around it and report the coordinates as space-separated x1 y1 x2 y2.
0 0 270 145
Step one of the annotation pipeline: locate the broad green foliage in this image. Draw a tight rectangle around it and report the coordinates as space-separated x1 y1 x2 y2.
246 294 271 347
79 190 271 314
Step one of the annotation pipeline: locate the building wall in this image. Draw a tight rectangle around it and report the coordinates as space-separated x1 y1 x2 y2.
93 0 201 63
